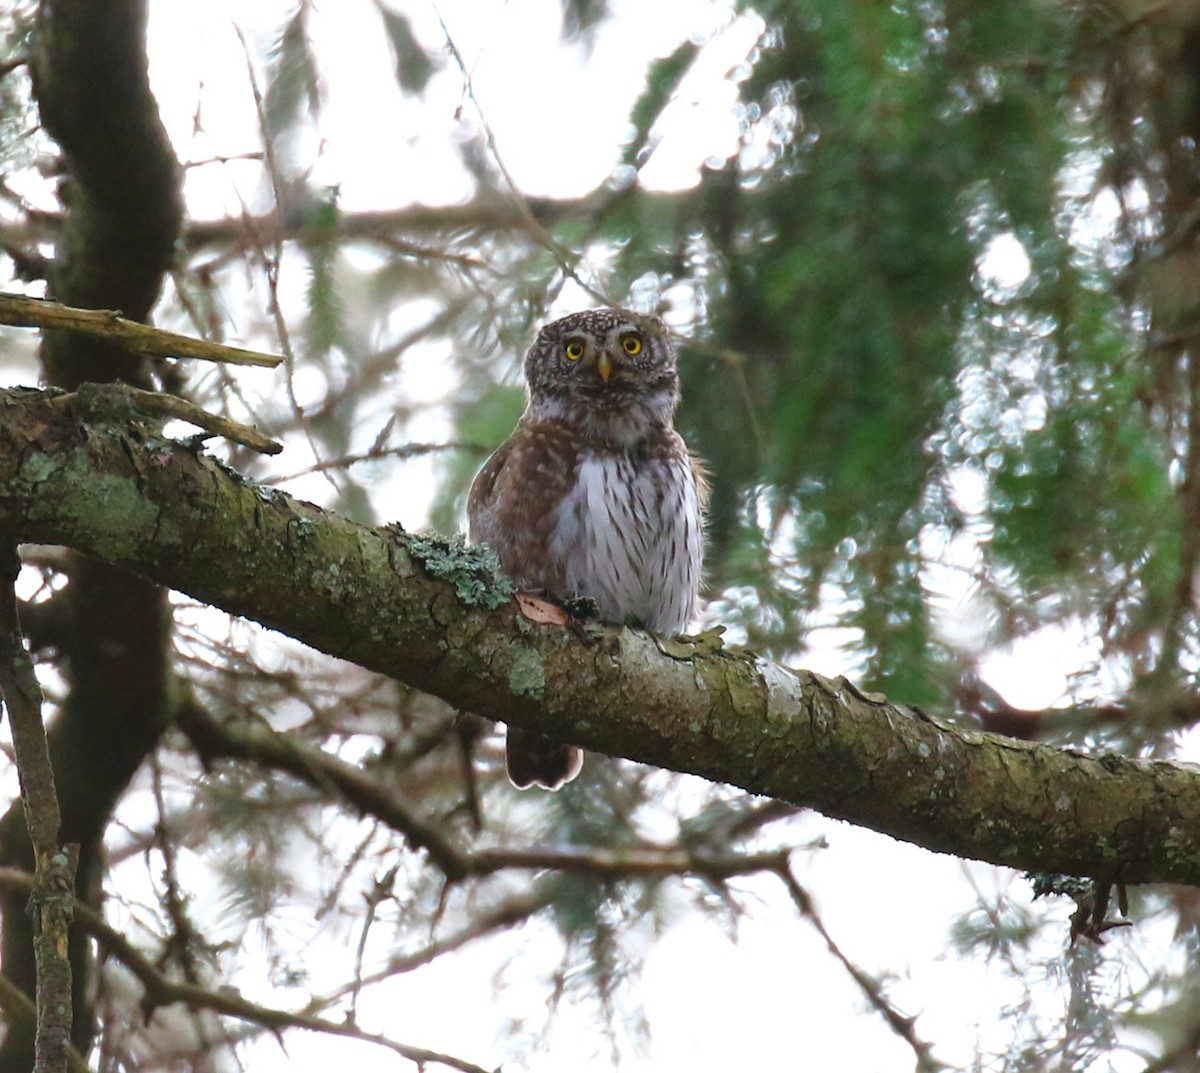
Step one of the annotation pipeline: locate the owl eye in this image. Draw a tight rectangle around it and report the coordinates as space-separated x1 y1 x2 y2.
564 340 585 361
621 333 643 356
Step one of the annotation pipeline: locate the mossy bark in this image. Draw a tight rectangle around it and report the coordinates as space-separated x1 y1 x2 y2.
2 385 1199 885
1 1 184 1067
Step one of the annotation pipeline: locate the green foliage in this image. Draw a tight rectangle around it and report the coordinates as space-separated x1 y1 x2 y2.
620 41 700 171
183 0 1196 739
302 218 345 362
565 0 1173 711
375 3 437 94
263 3 321 140
560 0 610 42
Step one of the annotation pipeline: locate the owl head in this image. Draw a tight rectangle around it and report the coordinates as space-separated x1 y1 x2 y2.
522 307 680 446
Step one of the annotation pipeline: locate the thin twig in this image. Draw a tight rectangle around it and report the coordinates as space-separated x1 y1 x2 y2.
467 844 793 880
0 293 282 368
261 440 482 484
150 758 208 984
309 889 554 1008
776 863 943 1072
235 28 340 492
0 542 75 1073
0 868 493 1073
176 693 804 885
175 694 473 879
348 865 397 1022
432 10 608 304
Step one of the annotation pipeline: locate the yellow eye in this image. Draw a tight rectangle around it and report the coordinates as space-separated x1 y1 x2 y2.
621 333 643 356
564 340 585 361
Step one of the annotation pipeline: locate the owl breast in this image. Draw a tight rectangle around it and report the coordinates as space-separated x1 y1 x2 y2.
548 440 703 635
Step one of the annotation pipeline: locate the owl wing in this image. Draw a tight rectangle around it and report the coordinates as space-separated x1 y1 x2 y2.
467 420 581 593
468 422 587 789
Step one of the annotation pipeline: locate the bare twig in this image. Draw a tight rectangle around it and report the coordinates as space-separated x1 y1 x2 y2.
0 293 283 368
261 440 483 484
150 758 209 984
160 889 557 1058
467 844 793 880
0 543 75 1073
175 693 473 878
233 27 343 494
777 864 943 1071
0 867 493 1073
348 864 397 1022
176 693 803 885
432 11 608 304
312 889 554 1006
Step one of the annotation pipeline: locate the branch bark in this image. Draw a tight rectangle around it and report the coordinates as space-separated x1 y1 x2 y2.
30 0 183 389
2 385 1200 885
0 543 75 1073
0 294 283 369
1 1 185 1066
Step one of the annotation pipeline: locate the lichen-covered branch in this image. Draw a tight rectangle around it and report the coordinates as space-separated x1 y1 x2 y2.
0 971 90 1073
2 0 186 1060
10 0 187 1067
2 386 1200 884
59 382 281 455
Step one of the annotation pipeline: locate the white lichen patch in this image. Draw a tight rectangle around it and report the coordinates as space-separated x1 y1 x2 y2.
755 658 804 726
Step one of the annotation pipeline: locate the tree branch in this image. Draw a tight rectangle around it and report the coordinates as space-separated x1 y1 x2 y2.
0 971 90 1073
2 386 1200 884
0 293 284 368
0 542 75 1073
10 192 686 262
176 690 795 883
54 382 281 455
12 0 187 1065
0 868 493 1073
777 865 940 1071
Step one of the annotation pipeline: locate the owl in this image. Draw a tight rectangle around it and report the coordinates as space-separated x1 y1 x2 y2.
468 307 706 789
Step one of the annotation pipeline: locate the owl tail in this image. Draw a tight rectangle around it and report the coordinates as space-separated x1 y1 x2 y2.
505 726 583 790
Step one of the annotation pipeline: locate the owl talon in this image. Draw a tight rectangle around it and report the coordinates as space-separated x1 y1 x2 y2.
562 594 599 620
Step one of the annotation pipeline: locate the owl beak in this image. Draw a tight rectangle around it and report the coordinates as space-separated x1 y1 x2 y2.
596 352 613 383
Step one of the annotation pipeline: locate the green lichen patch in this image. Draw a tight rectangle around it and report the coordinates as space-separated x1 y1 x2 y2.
405 532 514 610
19 451 60 486
506 646 545 699
655 625 727 660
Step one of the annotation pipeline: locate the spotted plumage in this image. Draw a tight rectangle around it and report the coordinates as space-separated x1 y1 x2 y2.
468 307 706 789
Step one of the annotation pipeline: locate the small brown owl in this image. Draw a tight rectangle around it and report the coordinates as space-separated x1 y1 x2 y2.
468 307 706 789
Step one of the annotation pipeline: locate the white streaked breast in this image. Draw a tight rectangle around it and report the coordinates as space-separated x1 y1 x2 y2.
549 449 702 634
